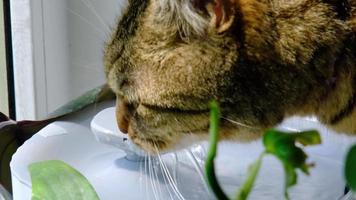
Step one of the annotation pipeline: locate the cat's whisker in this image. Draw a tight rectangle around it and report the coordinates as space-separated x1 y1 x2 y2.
79 0 112 34
71 55 106 70
172 153 179 183
72 64 103 73
184 149 212 194
221 117 261 130
150 148 163 199
154 144 175 200
144 153 149 198
148 153 160 200
139 153 144 195
72 61 102 66
155 146 186 200
66 7 107 38
72 57 104 65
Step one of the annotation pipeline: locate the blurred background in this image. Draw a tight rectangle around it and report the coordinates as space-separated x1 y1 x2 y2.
2 0 128 120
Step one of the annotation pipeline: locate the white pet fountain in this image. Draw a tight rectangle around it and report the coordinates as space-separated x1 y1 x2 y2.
10 103 356 200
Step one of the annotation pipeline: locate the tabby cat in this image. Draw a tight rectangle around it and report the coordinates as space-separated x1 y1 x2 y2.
104 0 356 152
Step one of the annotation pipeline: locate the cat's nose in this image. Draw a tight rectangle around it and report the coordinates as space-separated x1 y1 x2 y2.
116 99 132 134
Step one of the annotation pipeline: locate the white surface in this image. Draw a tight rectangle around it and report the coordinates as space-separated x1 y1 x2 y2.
91 107 147 160
10 103 356 200
37 123 68 138
11 0 127 120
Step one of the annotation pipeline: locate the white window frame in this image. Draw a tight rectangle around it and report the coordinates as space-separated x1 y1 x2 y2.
0 0 9 116
11 0 70 120
11 0 126 120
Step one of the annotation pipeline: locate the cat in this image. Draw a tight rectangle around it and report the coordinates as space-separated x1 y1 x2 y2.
104 0 356 153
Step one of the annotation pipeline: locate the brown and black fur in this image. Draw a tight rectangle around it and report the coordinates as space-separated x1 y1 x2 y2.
104 0 356 152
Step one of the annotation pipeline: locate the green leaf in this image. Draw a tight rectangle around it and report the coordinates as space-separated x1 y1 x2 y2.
263 129 321 199
282 163 295 200
292 130 321 146
205 101 230 200
29 160 99 200
345 145 356 192
236 153 264 200
0 84 115 192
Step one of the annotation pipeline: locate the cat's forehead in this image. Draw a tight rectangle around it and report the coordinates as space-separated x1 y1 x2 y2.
118 0 149 34
118 0 209 38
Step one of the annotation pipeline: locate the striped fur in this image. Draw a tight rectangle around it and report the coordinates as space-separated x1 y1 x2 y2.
153 0 209 38
104 0 356 152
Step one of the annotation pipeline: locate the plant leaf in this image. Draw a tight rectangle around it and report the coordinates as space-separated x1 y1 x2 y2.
29 160 99 200
293 130 321 146
345 145 356 192
205 101 230 200
0 84 115 192
236 153 264 200
263 129 321 199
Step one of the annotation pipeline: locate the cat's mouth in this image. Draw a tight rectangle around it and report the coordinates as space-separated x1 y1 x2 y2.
115 99 210 153
115 99 264 153
127 124 208 153
127 127 171 153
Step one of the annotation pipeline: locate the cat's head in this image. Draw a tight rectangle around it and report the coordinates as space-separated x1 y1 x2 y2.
104 0 291 153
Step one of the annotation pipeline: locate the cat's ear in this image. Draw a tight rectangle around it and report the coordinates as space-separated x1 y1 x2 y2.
197 0 236 33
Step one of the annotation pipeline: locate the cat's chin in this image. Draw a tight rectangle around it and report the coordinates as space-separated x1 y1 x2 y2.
166 133 209 152
129 131 208 154
128 124 264 154
127 124 208 154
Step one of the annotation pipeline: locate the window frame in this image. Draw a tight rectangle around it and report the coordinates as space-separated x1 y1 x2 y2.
11 0 49 120
1 0 15 119
11 0 70 120
11 0 125 120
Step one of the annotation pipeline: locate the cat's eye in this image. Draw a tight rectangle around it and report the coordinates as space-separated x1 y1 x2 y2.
141 103 209 114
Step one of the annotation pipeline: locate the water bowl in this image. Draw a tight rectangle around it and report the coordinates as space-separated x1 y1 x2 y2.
10 107 356 199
